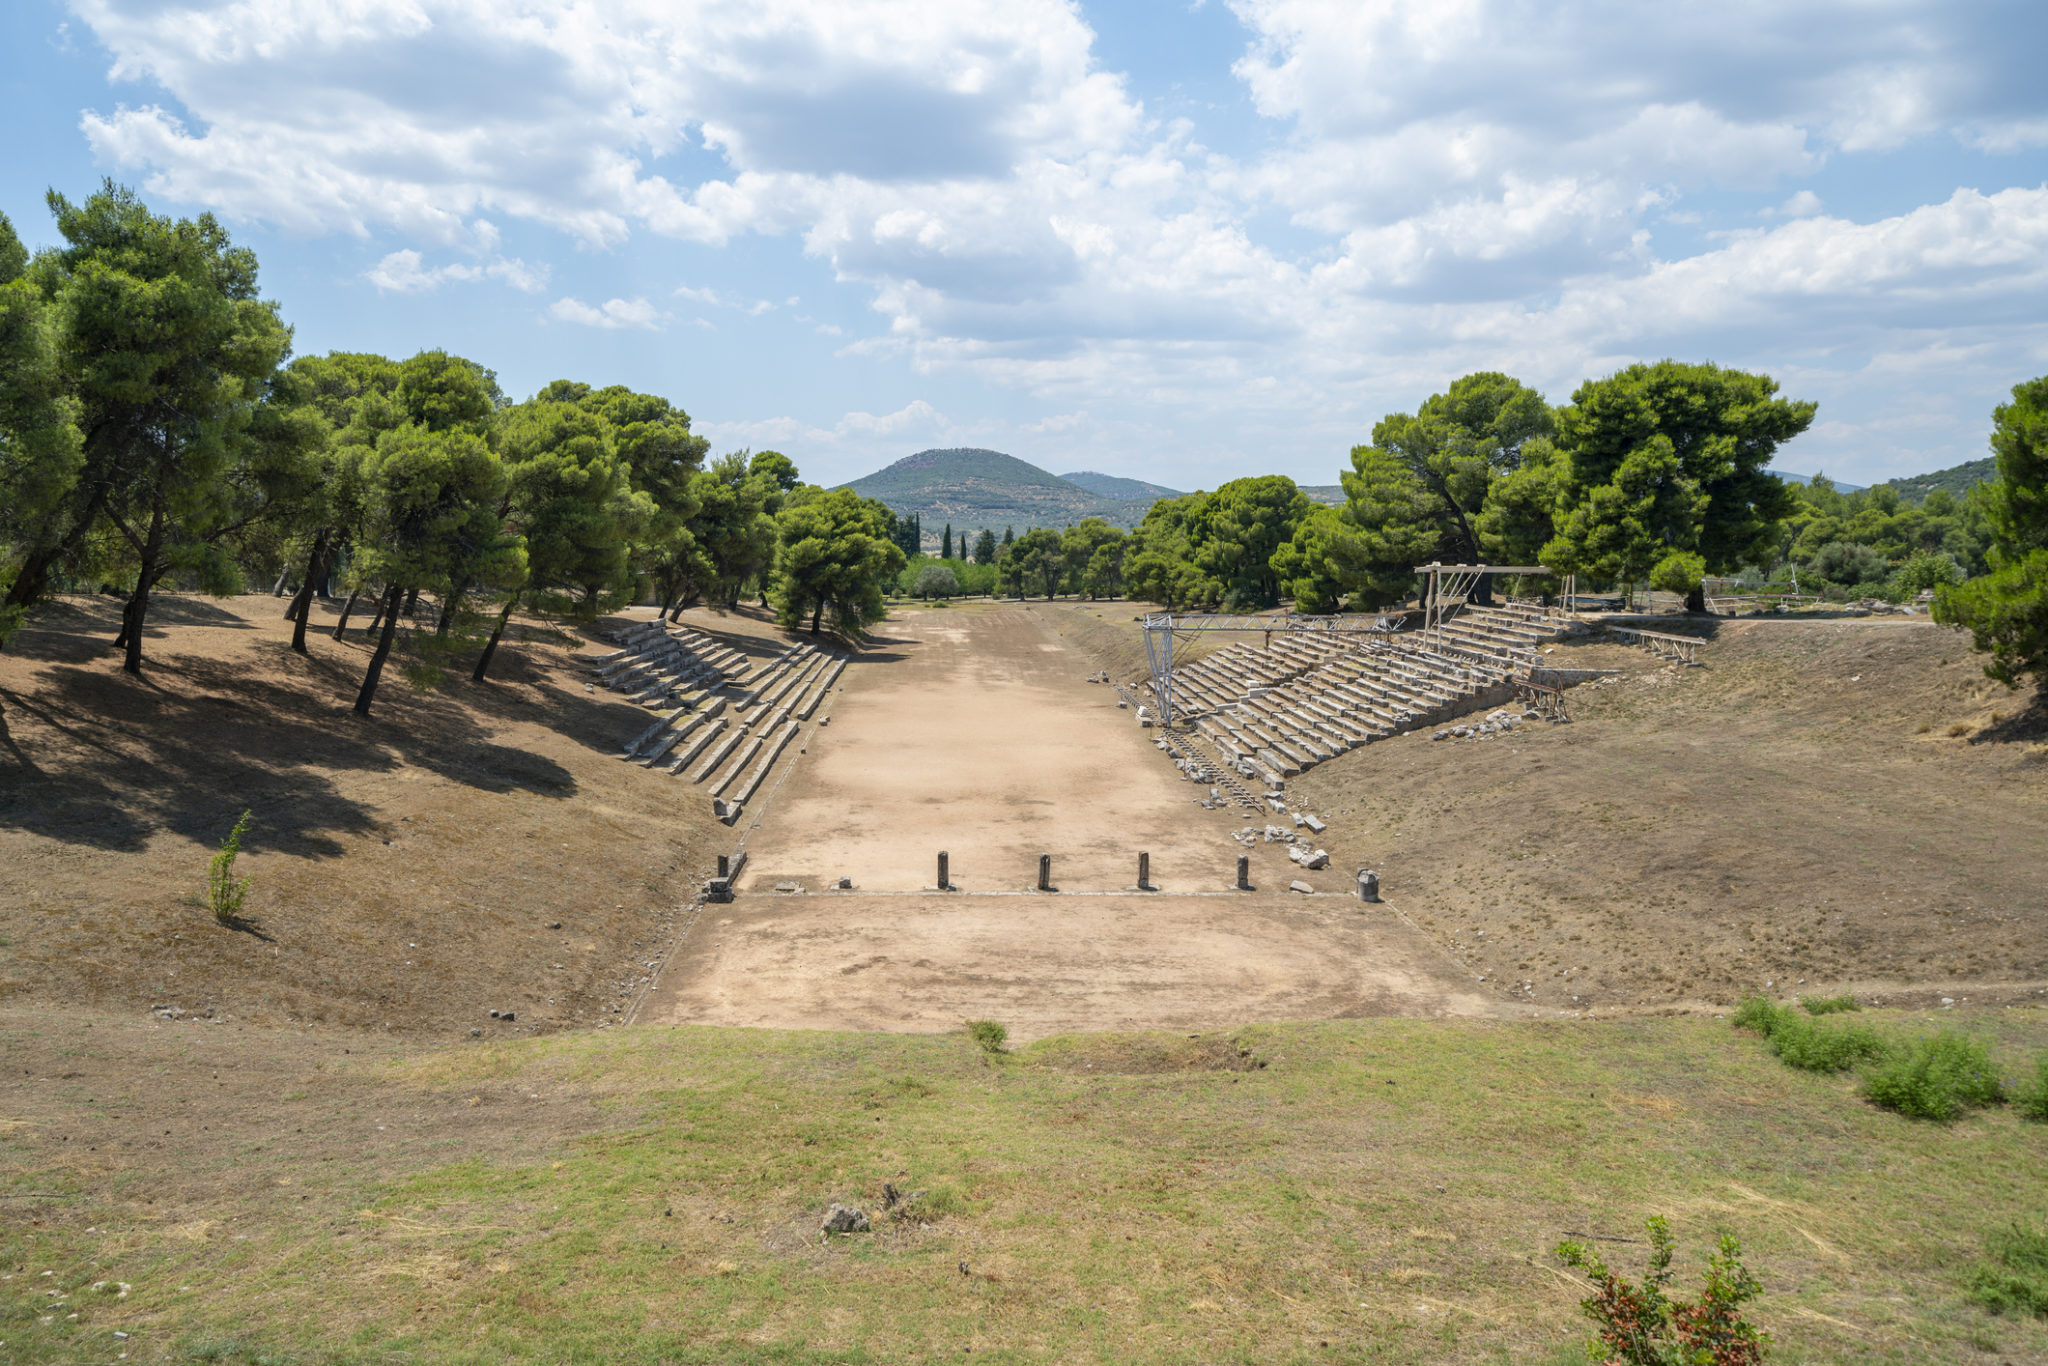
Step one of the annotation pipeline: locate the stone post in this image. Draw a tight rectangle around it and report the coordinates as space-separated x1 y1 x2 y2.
1038 854 1052 892
1137 851 1151 890
1236 855 1251 890
717 854 730 879
1356 868 1380 902
938 850 950 891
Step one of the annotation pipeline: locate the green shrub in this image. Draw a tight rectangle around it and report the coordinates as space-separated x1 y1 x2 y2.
2015 1055 2048 1123
208 809 254 925
965 1019 1007 1054
1967 1223 2048 1318
1799 994 1860 1015
1861 1031 2005 1120
1730 995 1887 1073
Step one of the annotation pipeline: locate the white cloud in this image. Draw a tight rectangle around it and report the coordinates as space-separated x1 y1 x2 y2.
549 295 663 329
59 0 2048 485
366 248 547 293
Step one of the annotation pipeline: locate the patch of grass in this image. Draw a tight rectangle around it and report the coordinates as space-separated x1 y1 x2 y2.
1800 993 1861 1015
964 1018 1007 1053
1967 1223 2048 1318
2015 1054 2048 1123
8 1013 2048 1364
1861 1031 2006 1120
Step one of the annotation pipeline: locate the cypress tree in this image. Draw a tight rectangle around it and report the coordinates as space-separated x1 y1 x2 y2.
942 523 953 559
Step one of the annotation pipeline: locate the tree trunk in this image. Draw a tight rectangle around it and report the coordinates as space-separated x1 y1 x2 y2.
1472 571 1495 607
810 601 821 634
401 585 421 618
272 566 291 597
119 489 170 675
286 528 330 644
436 579 469 637
1685 584 1708 614
473 591 518 682
1 480 109 647
332 588 361 640
354 582 407 716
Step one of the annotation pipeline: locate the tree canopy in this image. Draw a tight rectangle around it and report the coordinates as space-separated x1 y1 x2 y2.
1936 376 2048 690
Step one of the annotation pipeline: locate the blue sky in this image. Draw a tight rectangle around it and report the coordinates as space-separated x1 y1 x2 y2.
5 0 2046 491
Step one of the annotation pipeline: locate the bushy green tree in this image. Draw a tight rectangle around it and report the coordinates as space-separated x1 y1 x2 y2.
1269 505 1354 612
1937 375 2048 689
1336 446 1442 608
997 527 1065 599
972 528 997 565
536 381 709 621
345 352 507 714
0 210 84 646
1061 518 1127 599
771 487 904 634
912 563 958 599
1198 475 1313 607
9 184 308 673
1545 361 1812 610
1350 373 1554 600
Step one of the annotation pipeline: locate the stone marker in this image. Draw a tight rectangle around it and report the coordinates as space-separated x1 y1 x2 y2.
1356 869 1380 902
1038 853 1053 892
938 850 951 891
1236 854 1251 890
1137 851 1152 890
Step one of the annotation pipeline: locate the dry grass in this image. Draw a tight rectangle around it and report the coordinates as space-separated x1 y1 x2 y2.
4 1004 2047 1363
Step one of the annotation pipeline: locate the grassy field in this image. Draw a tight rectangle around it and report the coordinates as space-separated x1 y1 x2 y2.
5 1006 2046 1364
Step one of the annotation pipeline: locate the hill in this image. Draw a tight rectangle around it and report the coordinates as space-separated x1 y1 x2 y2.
1057 470 1183 501
843 447 1157 535
1774 471 1867 493
1881 455 1997 502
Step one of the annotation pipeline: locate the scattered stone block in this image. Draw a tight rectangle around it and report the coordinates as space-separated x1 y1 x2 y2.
1303 814 1326 834
822 1204 870 1234
1289 880 1314 894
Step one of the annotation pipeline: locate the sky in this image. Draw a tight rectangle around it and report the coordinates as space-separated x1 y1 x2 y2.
4 0 2046 492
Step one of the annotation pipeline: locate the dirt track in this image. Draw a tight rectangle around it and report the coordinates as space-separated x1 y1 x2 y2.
645 603 1490 1038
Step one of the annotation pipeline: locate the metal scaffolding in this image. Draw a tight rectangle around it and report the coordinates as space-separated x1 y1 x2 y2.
1417 563 1574 644
1138 612 1401 729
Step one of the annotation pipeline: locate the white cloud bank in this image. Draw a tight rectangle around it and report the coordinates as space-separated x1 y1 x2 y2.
66 0 2048 481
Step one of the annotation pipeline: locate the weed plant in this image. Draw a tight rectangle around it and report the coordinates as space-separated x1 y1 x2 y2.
207 809 254 925
1555 1216 1770 1364
1862 1032 2006 1120
1799 994 1860 1015
1967 1223 2048 1318
965 1019 1008 1054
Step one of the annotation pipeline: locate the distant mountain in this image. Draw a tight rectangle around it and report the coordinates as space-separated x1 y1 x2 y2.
1774 472 1867 494
1300 484 1346 507
1057 471 1183 501
1880 456 1997 503
842 448 1159 539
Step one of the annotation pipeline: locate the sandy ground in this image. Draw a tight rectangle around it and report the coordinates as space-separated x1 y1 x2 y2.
647 603 1488 1038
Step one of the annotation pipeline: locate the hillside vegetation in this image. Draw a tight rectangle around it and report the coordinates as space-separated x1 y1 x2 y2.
1882 456 1999 503
843 448 1159 535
